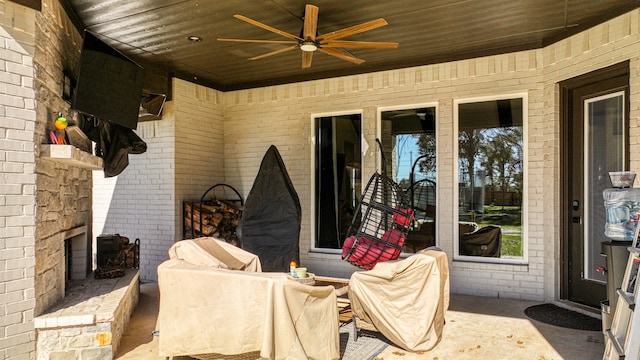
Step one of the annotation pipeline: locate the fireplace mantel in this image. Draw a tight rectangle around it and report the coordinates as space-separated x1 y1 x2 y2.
40 144 102 170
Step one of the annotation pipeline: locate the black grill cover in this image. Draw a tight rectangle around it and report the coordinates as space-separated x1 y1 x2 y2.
459 225 502 257
241 145 301 271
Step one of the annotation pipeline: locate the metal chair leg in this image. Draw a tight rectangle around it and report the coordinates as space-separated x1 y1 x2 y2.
352 315 358 341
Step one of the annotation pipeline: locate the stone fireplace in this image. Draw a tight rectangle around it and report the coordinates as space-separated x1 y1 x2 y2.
34 160 95 316
34 151 140 358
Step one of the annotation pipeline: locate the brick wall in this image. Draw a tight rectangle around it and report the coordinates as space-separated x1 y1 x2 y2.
173 78 225 238
93 78 225 282
93 118 176 282
0 2 37 359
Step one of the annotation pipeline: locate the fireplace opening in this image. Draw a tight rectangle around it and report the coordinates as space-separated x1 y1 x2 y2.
62 226 89 293
64 238 72 290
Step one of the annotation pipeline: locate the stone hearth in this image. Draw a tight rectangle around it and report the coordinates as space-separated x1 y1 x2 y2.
34 270 140 359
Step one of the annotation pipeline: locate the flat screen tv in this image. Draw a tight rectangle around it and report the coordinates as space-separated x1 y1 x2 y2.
72 31 144 129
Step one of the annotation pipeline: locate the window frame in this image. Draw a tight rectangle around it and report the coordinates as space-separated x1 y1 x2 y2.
453 93 529 264
310 109 364 254
377 103 439 253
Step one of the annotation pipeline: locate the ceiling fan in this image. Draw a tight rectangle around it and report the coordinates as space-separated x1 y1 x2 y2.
217 4 398 68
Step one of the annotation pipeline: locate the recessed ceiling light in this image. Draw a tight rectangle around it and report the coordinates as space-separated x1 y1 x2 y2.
187 36 202 42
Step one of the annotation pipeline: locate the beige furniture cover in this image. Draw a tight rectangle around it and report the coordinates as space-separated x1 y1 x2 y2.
168 236 262 271
348 249 449 352
157 237 340 360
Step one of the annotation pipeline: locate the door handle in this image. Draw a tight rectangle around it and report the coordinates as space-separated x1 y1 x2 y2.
572 216 581 223
572 200 580 211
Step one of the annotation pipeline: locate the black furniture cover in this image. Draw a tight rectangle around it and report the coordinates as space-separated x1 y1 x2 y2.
80 116 147 177
241 145 301 271
459 225 502 257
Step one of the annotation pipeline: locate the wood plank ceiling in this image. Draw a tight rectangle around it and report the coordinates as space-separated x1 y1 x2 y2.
60 0 640 91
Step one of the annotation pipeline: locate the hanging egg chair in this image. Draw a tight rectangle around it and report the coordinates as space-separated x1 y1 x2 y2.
341 140 413 270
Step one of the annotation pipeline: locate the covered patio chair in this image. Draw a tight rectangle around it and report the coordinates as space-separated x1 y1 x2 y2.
348 248 449 352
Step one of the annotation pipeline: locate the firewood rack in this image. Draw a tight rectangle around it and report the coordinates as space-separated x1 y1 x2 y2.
182 184 243 242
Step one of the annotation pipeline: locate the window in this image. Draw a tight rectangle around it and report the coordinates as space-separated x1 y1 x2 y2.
455 95 526 262
380 105 437 253
313 113 362 250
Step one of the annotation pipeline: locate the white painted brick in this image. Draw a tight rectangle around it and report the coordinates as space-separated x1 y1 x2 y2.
0 70 21 85
5 62 32 77
4 107 34 121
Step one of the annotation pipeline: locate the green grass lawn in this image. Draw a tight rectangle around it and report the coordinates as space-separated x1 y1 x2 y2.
500 233 523 257
478 221 523 257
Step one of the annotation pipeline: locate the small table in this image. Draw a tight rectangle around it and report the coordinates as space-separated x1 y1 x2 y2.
313 276 352 323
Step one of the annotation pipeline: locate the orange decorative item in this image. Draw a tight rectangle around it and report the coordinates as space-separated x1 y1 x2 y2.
54 112 68 130
289 261 296 277
53 112 67 144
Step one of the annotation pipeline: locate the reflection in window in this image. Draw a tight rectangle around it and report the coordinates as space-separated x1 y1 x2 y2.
457 97 524 260
314 114 362 249
381 106 437 253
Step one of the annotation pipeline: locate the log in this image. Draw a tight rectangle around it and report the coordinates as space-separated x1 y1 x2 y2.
184 217 215 235
220 199 243 212
183 199 243 242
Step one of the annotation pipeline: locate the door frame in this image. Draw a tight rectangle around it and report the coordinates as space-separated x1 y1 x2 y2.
559 61 630 302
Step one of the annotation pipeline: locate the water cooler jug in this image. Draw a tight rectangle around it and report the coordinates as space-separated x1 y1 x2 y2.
601 187 640 332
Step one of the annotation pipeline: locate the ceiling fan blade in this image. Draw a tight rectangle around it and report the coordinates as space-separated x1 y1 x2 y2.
249 45 297 61
234 14 303 41
218 38 297 45
318 47 364 65
302 51 313 68
322 40 398 49
303 4 319 40
319 18 388 42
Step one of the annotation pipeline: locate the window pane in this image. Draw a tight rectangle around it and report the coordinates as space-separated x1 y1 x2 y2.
314 114 362 249
457 98 524 259
381 107 437 253
584 92 624 281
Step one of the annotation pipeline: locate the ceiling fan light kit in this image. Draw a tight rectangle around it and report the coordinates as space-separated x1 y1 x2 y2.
217 4 398 68
300 40 318 52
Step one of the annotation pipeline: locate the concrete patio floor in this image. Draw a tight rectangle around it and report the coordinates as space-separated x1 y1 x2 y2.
115 282 605 360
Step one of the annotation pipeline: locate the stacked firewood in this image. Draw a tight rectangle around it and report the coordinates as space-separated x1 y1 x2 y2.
183 199 243 245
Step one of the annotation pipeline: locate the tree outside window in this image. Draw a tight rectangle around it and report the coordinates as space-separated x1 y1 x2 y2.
457 97 525 260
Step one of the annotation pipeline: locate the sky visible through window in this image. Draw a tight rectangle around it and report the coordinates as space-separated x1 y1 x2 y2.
394 134 434 183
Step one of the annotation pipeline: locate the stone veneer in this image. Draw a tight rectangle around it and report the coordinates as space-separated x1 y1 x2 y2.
33 0 93 316
34 270 140 359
